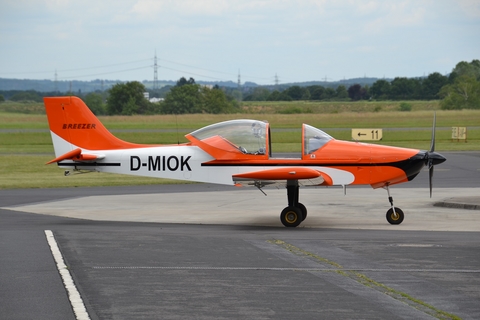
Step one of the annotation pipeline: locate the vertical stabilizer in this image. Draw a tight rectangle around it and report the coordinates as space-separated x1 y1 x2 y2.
44 96 150 154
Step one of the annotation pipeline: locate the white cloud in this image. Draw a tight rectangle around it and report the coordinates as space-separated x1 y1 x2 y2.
458 0 480 17
0 0 478 82
362 1 429 34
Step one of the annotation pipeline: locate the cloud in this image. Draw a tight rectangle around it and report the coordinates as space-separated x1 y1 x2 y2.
362 1 429 34
458 0 480 18
1 0 478 82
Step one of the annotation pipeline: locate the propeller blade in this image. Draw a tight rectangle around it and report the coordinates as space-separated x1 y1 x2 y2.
429 163 434 198
428 112 438 197
430 112 436 153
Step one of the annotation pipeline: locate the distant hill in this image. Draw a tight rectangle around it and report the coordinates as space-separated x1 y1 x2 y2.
0 77 388 93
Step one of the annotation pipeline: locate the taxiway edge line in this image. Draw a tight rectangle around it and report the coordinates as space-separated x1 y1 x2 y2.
44 230 90 320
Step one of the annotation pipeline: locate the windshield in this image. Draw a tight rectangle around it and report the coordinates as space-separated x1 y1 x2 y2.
303 124 333 154
190 119 268 155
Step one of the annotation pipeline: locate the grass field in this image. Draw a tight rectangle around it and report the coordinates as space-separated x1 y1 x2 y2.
1 100 479 189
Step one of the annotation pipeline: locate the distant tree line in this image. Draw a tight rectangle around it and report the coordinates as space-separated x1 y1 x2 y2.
243 85 349 102
242 60 479 106
1 60 479 113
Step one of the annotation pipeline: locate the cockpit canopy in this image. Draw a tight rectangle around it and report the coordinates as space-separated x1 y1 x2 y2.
187 120 270 159
186 119 333 160
303 124 333 155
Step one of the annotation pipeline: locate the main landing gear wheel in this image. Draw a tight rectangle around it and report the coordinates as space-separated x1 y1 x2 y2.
280 206 303 227
297 203 307 221
386 207 404 225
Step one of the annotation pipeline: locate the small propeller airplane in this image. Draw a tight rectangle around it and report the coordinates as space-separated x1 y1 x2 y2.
44 96 446 227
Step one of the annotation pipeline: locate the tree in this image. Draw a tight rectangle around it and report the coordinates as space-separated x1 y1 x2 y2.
267 90 292 101
243 87 271 101
389 77 419 100
335 85 348 99
202 86 239 113
324 87 336 100
307 85 325 100
421 72 448 100
162 83 203 114
10 91 43 102
267 90 281 101
450 60 480 81
285 86 303 100
161 83 238 114
370 79 391 100
0 94 4 103
106 81 151 115
176 77 196 86
301 88 311 100
84 92 105 115
440 75 480 110
347 84 367 101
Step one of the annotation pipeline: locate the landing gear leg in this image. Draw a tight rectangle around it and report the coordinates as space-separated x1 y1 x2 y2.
384 185 404 225
280 181 307 227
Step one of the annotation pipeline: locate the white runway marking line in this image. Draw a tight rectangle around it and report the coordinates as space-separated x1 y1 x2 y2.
45 230 90 320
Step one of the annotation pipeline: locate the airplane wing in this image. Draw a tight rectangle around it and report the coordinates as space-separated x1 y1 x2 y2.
46 148 105 164
232 167 333 188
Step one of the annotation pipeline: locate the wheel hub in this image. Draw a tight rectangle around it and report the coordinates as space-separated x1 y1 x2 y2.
286 212 297 223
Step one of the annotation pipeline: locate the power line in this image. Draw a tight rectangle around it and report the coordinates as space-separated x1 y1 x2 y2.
1 58 152 76
159 58 233 77
159 65 227 81
57 66 152 80
2 53 275 83
158 57 272 81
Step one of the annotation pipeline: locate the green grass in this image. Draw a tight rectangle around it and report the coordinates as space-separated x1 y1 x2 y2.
1 101 479 189
0 101 46 114
241 100 442 114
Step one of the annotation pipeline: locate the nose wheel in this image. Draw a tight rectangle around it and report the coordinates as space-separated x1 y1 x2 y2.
386 207 404 224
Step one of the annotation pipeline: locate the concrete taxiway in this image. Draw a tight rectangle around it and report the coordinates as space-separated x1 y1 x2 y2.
1 184 480 320
5 187 480 231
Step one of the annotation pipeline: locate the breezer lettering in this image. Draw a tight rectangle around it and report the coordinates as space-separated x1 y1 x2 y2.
63 123 96 129
130 155 191 172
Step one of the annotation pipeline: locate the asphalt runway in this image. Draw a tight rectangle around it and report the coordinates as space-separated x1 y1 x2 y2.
1 151 479 319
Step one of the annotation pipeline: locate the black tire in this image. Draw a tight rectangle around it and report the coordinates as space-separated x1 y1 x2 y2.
280 206 303 227
297 203 307 221
386 207 404 225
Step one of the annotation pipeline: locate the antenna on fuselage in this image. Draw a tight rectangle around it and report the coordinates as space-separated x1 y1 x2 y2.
175 113 180 145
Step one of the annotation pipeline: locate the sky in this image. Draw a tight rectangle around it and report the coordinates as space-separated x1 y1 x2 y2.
1 0 479 85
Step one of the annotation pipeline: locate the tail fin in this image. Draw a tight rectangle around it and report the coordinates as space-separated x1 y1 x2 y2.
44 96 147 156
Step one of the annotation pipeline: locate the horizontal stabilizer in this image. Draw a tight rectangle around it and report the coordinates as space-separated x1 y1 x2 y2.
46 148 105 164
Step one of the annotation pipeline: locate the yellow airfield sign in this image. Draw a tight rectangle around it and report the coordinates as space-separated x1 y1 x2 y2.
352 129 383 141
452 127 467 142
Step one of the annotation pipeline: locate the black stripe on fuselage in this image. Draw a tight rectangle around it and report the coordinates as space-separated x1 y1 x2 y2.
57 162 121 167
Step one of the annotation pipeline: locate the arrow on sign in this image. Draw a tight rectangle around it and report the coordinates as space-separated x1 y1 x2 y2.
357 132 366 137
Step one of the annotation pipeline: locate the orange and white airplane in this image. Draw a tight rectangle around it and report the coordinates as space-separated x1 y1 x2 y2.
44 96 446 227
